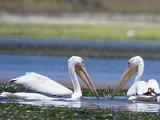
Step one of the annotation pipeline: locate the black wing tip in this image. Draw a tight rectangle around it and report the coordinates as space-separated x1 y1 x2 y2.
9 79 17 83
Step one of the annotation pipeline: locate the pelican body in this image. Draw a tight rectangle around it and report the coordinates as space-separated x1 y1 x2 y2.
113 56 160 102
1 56 99 101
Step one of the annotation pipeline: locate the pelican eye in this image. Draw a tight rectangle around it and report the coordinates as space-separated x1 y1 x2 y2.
128 62 131 67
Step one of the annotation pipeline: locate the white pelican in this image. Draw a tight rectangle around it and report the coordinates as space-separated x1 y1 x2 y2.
113 56 160 102
0 56 99 101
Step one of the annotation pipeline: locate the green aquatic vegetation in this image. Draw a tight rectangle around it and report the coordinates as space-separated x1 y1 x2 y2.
0 84 160 119
0 84 127 96
0 104 159 120
82 88 126 96
0 84 28 93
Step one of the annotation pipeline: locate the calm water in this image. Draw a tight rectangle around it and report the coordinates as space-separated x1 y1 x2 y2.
0 55 160 86
0 96 159 112
0 55 160 112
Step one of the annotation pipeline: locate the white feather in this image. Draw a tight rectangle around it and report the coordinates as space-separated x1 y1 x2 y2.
127 80 160 96
127 81 148 96
0 92 58 100
10 72 73 96
147 79 160 94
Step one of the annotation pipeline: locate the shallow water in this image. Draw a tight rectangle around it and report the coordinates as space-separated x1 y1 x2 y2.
0 55 160 112
0 55 160 86
0 96 159 112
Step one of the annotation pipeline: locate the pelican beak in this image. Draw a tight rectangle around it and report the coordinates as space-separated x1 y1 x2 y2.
112 63 138 97
75 64 99 99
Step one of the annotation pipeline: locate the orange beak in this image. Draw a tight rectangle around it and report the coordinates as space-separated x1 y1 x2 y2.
112 63 138 97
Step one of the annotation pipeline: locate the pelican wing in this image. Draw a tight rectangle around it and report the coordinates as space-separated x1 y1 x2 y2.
127 81 148 96
10 72 73 96
147 79 160 94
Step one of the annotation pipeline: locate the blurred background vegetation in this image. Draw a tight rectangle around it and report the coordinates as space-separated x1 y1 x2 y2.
0 0 160 41
0 0 160 14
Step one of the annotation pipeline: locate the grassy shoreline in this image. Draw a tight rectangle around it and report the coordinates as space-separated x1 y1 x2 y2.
1 22 160 41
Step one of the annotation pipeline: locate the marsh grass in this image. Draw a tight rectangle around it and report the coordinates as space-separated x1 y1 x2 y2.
1 22 160 41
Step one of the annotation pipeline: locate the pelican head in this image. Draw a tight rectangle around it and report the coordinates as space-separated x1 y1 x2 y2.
113 56 144 96
68 56 99 99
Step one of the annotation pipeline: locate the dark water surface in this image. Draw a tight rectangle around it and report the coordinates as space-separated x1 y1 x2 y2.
1 37 160 58
1 37 160 49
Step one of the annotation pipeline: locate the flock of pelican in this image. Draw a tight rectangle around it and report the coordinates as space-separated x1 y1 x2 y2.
0 56 160 102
